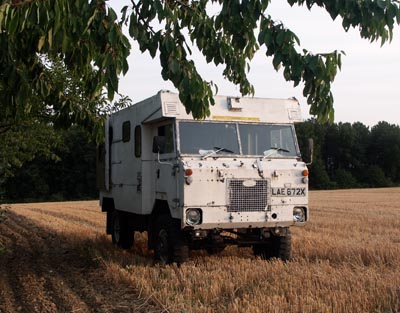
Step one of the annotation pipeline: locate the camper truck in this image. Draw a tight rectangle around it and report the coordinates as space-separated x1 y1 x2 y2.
98 90 310 264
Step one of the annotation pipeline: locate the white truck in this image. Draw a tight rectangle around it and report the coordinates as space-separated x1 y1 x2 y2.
97 90 311 264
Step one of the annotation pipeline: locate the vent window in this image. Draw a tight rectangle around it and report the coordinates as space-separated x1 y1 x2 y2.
122 121 131 142
135 125 141 157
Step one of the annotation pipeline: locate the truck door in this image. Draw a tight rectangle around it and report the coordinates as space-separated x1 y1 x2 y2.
154 122 179 217
109 119 143 213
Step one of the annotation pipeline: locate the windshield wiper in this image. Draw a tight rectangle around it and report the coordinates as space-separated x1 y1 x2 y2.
263 147 290 158
200 146 234 159
213 146 234 154
270 147 290 153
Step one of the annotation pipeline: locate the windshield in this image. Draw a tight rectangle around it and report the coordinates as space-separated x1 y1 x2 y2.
179 122 240 154
179 121 298 157
239 124 297 157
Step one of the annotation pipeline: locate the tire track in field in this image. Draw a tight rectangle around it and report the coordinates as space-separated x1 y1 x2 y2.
0 223 22 313
0 213 59 313
0 211 93 312
0 210 161 313
8 205 100 238
16 206 104 233
27 204 105 221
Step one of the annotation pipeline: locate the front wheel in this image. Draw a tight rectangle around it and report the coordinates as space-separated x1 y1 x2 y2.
253 230 292 261
154 215 188 265
111 210 134 250
206 234 226 255
206 246 226 255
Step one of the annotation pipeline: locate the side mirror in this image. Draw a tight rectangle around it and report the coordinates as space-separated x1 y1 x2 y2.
306 138 314 165
152 136 166 154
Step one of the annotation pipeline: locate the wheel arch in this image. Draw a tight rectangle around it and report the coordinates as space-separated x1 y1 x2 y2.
151 199 171 218
101 197 115 212
101 197 115 235
148 199 172 250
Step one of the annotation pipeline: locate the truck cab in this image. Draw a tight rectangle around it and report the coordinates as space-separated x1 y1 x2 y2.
98 90 309 264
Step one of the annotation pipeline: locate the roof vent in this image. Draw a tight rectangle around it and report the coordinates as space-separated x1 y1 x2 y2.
228 97 243 112
165 102 179 115
288 108 301 120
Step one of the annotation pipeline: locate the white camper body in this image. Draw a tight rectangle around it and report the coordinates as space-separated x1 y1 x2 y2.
98 90 309 263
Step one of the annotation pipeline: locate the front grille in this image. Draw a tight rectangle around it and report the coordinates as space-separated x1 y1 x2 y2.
227 179 269 212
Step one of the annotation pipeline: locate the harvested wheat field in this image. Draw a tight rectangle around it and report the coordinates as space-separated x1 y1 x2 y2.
0 188 399 313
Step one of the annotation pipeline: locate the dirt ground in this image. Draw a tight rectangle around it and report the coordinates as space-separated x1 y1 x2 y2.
0 203 161 313
0 188 399 313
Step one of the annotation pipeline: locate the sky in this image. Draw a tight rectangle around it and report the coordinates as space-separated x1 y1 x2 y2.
115 2 400 127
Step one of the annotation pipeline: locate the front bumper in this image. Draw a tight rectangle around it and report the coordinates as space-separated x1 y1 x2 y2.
182 204 308 229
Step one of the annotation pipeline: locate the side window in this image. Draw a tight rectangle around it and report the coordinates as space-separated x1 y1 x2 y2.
158 124 174 154
109 126 113 143
122 121 130 142
135 125 141 157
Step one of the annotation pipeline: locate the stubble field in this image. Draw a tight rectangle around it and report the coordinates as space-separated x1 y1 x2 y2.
0 188 399 313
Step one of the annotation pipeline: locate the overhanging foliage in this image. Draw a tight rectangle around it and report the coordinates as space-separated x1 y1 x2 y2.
1 0 399 125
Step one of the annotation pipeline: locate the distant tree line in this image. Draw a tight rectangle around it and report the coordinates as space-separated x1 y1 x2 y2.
2 120 399 202
296 120 400 189
3 127 97 203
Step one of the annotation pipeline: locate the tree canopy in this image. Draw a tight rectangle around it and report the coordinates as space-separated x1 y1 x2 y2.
0 55 129 178
1 0 399 127
0 1 130 133
1 0 400 182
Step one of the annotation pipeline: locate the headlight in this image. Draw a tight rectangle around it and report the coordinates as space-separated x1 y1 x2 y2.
185 176 193 185
293 207 306 223
186 208 202 225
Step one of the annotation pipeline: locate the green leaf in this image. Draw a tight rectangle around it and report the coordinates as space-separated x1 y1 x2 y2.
38 36 46 51
377 0 386 9
308 56 318 73
107 79 115 100
257 29 265 45
108 7 117 22
154 0 163 15
120 6 128 23
272 53 282 70
61 31 68 52
48 28 53 48
164 37 174 53
8 10 19 35
83 9 97 34
122 58 129 75
0 10 4 28
263 30 273 46
292 32 300 46
129 14 138 38
108 25 117 45
276 31 286 45
397 8 400 24
168 59 180 74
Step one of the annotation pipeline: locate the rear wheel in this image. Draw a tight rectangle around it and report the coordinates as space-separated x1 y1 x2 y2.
253 230 292 261
154 215 188 264
111 210 134 249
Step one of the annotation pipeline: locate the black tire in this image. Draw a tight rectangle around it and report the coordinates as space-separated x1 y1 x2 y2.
206 235 226 255
206 246 226 255
154 215 188 265
111 210 134 250
253 230 292 261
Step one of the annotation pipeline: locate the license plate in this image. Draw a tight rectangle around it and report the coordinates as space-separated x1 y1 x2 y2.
271 187 306 196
